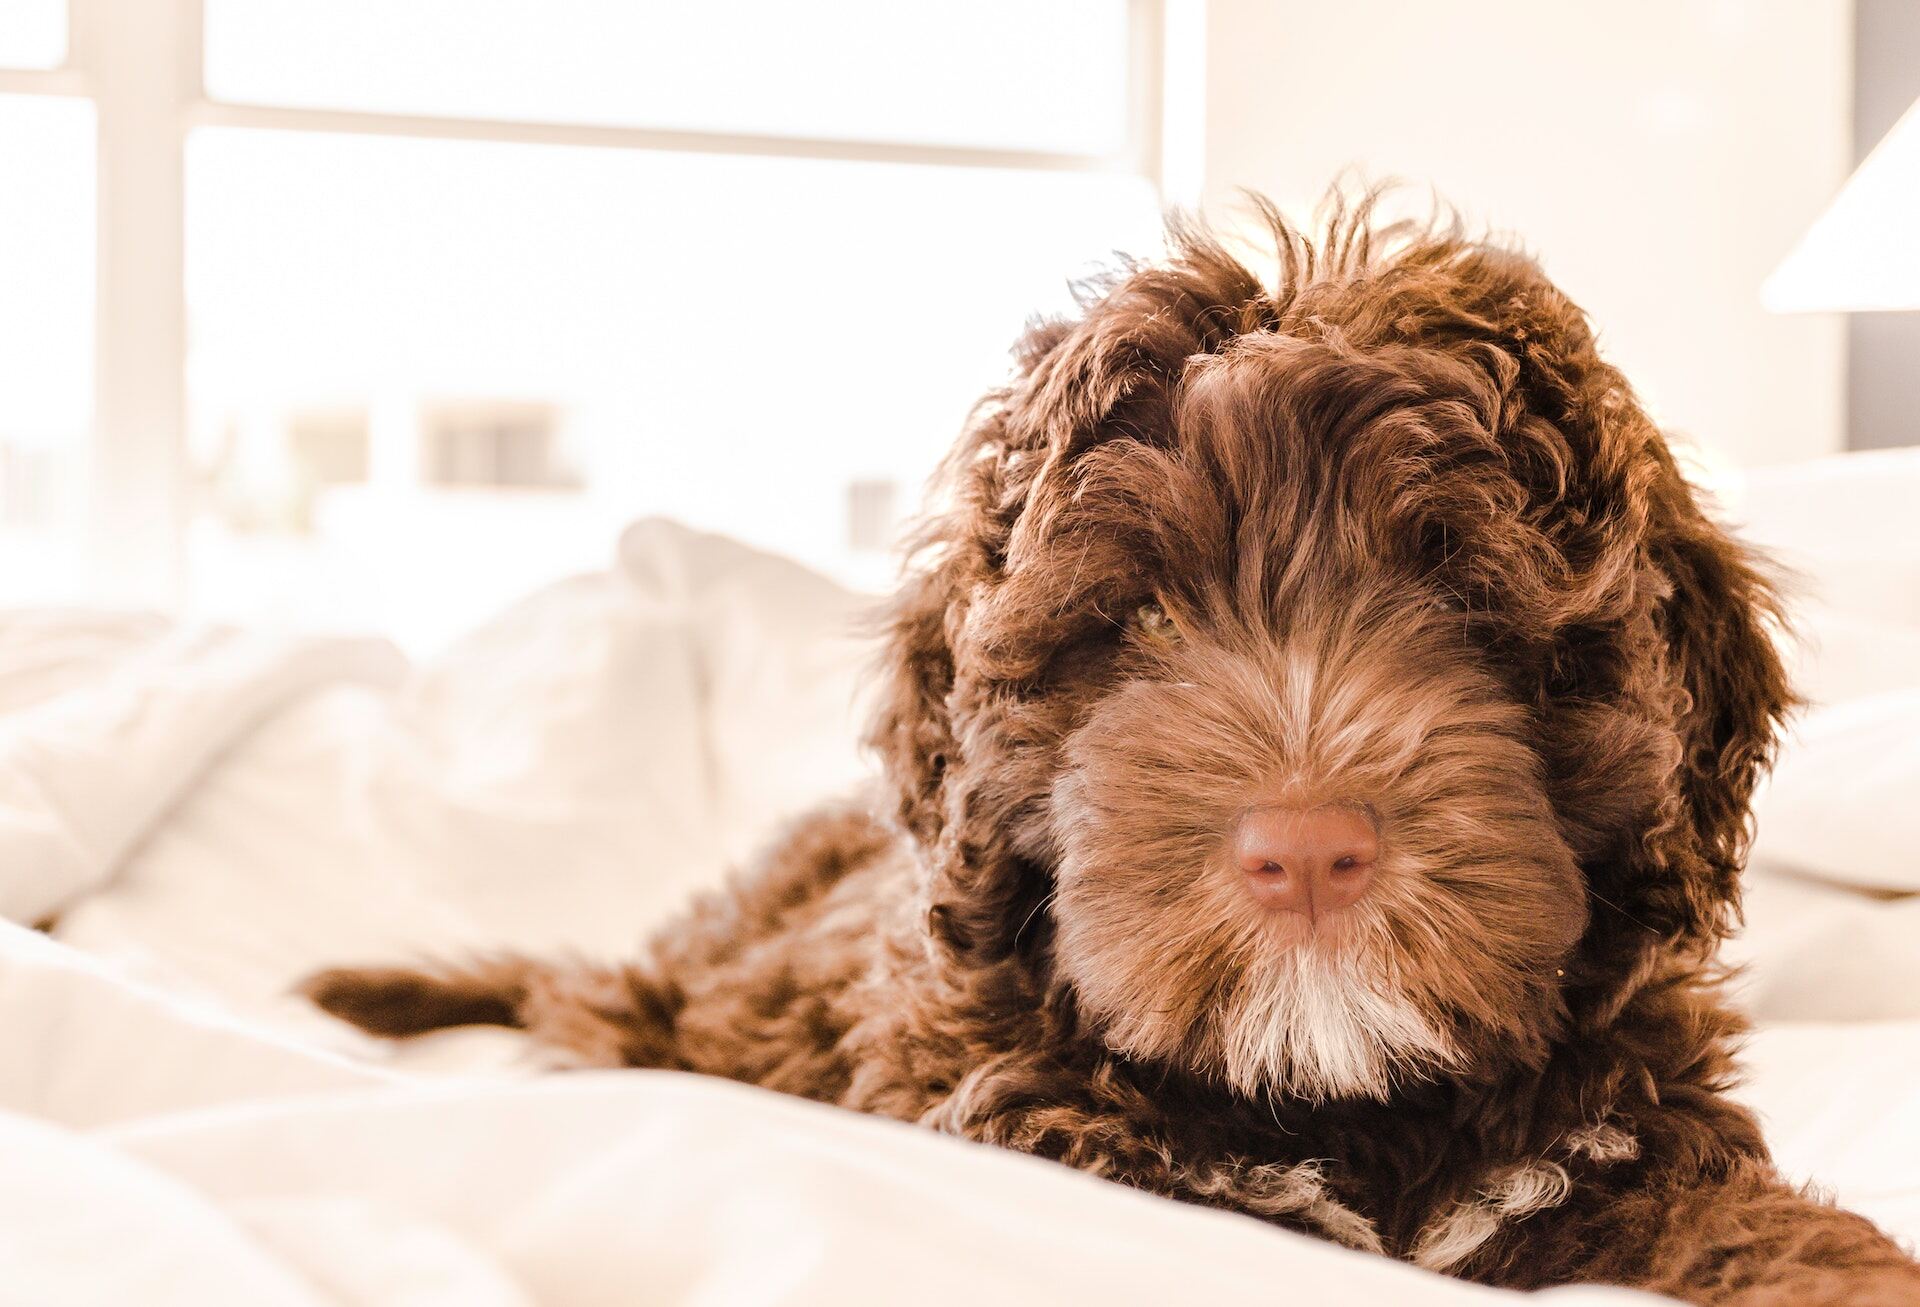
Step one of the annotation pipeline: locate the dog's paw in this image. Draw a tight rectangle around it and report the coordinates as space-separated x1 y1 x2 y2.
299 965 498 1038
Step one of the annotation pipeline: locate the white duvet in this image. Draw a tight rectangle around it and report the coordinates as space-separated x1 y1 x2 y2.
3 455 1918 1305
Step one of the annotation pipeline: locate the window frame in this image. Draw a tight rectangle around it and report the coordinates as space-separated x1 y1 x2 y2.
0 0 1184 609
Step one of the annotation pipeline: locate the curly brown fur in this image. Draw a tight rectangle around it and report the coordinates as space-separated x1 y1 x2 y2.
309 193 1920 1303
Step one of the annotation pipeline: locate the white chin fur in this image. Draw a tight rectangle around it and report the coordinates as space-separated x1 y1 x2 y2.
1215 947 1457 1102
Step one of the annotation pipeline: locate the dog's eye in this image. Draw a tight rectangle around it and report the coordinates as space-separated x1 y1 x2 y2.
1128 601 1182 645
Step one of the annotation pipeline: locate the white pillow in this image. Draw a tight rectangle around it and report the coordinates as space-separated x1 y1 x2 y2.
615 518 877 866
1734 1021 1920 1250
1775 607 1920 710
369 564 730 951
1731 446 1920 708
1726 868 1920 1021
1728 449 1920 903
1751 687 1920 894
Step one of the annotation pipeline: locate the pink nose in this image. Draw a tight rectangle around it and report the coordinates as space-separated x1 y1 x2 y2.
1236 804 1378 921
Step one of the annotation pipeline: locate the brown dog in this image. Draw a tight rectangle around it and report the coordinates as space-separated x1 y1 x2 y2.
308 198 1920 1303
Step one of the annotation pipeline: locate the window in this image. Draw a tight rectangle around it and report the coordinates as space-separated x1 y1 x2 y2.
0 94 93 601
420 401 572 489
0 0 66 69
286 408 371 488
203 0 1133 156
7 1 1177 651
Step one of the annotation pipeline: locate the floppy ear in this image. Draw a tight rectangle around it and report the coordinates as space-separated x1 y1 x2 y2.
866 552 964 847
867 320 1059 963
1420 243 1792 947
862 357 1057 963
1639 453 1793 941
865 237 1272 964
863 312 1060 856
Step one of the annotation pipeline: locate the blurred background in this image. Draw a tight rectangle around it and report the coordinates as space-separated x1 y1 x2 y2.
0 0 1905 653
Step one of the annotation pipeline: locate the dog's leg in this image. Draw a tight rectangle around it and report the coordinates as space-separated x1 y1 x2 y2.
1461 1157 1920 1305
303 955 687 1070
1624 1172 1920 1306
302 957 533 1036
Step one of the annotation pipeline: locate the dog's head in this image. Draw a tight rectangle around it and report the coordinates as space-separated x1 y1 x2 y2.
868 200 1790 1103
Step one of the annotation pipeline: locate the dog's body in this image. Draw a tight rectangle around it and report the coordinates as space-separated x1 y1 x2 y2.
310 201 1920 1304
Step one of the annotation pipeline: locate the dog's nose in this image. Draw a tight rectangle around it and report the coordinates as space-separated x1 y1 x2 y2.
1235 804 1378 921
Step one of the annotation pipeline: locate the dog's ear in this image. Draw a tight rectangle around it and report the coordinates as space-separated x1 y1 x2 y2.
860 318 1065 964
867 241 1271 964
866 554 963 848
864 368 1059 964
862 306 1179 964
1429 244 1792 947
863 317 1062 855
1638 454 1793 942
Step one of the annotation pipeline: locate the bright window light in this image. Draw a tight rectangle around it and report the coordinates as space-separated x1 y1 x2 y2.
185 127 1160 650
204 0 1133 156
0 94 94 600
0 0 66 69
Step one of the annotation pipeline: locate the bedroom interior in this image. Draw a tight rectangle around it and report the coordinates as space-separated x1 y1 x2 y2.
2 2 1917 1303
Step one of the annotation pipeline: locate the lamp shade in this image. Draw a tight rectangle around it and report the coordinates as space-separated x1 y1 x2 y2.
1764 94 1920 313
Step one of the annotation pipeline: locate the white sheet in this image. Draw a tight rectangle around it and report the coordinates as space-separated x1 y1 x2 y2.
0 921 1641 1307
0 624 403 925
28 523 873 1038
0 910 1651 1306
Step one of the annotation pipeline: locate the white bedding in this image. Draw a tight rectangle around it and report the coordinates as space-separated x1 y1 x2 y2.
3 1025 1640 1307
4 454 1918 1304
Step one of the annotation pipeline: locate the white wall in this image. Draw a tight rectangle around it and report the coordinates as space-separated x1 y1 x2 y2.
1197 0 1853 467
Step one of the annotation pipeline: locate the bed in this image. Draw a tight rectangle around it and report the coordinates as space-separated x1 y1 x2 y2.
3 450 1916 1305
